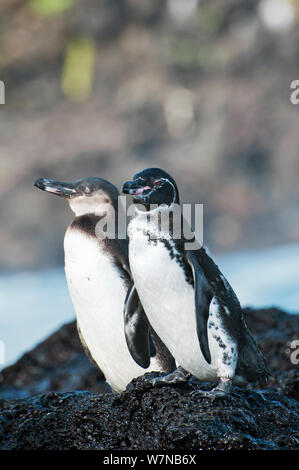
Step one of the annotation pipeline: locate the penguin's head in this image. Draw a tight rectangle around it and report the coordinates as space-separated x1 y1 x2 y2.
34 177 119 216
122 168 179 210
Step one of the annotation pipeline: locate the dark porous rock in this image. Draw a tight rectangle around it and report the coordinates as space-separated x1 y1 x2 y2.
0 322 109 400
243 308 299 400
0 307 298 450
0 376 298 450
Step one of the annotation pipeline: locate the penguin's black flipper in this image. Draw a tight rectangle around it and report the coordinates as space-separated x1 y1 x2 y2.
187 251 213 365
124 281 151 369
194 246 241 322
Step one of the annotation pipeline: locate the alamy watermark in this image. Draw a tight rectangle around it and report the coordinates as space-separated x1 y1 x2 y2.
94 198 204 250
290 339 299 365
0 81 5 104
290 80 299 104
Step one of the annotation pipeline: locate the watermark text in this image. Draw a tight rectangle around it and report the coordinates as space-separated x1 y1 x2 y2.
290 339 299 365
0 81 4 104
290 80 299 104
94 200 204 250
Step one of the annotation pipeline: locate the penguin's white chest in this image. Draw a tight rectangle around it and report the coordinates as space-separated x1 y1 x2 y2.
128 218 237 380
63 227 161 392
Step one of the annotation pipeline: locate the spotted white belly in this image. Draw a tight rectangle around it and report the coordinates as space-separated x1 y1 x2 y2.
128 218 237 381
64 227 161 392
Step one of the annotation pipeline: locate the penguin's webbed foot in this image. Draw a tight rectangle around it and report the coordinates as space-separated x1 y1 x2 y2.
148 366 191 387
191 377 232 401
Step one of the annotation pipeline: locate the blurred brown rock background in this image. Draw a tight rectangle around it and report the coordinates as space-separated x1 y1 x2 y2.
1 0 299 270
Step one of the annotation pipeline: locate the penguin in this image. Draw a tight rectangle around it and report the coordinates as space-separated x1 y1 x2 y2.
122 168 270 398
34 176 175 393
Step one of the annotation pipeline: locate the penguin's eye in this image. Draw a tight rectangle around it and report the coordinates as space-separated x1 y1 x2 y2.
154 180 162 187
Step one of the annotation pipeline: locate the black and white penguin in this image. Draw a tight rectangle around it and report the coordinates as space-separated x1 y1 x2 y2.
34 176 175 392
122 168 270 397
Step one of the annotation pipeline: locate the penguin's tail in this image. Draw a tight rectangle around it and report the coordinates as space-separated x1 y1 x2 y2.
236 324 272 384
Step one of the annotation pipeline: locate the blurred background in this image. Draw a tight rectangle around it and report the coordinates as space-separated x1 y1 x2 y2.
0 0 299 369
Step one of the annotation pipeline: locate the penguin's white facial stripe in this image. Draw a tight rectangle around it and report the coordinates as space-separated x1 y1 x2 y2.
160 178 177 205
68 191 113 216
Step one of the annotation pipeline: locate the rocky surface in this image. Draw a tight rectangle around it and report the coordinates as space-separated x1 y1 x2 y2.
244 307 299 400
0 376 298 450
0 307 298 450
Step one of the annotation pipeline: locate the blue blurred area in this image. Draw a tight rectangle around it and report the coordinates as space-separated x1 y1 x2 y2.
0 243 298 370
0 268 74 370
216 244 299 313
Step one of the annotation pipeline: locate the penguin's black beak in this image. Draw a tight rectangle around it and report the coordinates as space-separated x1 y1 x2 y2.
122 180 152 196
34 178 77 198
